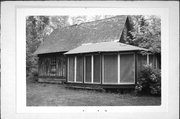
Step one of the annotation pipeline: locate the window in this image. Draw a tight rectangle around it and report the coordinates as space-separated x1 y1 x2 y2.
85 55 91 83
76 55 83 82
68 56 75 82
120 54 135 83
93 55 101 83
103 54 118 84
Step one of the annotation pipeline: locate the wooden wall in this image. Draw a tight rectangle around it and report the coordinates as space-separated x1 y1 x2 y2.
38 53 66 78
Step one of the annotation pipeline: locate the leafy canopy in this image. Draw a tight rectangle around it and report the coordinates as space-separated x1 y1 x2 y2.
127 15 161 54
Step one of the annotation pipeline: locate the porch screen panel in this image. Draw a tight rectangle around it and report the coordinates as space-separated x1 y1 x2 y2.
120 54 135 83
85 56 91 83
68 56 75 82
149 55 153 66
137 54 147 72
76 56 83 82
104 54 118 83
93 55 100 83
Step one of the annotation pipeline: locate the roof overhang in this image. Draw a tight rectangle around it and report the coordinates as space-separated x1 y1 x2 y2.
64 41 148 55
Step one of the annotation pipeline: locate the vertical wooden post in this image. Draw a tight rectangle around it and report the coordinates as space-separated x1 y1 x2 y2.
83 55 84 84
118 53 120 84
74 56 77 82
91 55 94 83
84 56 86 83
147 54 149 65
135 52 137 85
38 55 40 77
100 53 102 85
66 56 69 83
102 55 104 84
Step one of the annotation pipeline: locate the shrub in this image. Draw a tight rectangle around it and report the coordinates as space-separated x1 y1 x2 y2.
27 67 38 82
135 64 161 96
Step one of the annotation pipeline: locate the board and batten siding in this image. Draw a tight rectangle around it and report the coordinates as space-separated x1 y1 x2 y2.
38 54 66 78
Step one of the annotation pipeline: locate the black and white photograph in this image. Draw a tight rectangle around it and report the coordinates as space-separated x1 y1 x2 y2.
26 15 161 106
1 1 179 119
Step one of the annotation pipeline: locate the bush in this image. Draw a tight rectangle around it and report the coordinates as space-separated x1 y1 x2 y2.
27 67 38 83
135 64 161 96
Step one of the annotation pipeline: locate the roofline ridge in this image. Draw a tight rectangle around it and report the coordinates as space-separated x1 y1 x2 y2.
57 15 128 29
77 15 127 26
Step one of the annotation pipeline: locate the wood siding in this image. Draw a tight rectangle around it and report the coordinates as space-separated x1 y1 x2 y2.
38 53 66 78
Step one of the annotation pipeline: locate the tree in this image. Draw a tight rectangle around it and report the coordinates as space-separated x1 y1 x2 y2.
26 16 71 76
26 16 50 76
128 15 161 54
71 16 87 25
50 16 70 29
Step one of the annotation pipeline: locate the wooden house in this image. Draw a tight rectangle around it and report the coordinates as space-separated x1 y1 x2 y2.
34 15 161 88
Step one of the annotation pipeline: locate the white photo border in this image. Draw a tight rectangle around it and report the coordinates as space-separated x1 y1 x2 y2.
2 1 179 119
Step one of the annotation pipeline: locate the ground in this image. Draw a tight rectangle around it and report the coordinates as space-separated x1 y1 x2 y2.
27 80 161 106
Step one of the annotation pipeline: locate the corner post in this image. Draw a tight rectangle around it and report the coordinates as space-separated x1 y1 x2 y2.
91 55 94 83
118 53 120 84
147 53 149 65
74 56 77 82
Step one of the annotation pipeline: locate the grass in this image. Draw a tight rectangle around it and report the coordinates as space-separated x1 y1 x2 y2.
26 79 161 106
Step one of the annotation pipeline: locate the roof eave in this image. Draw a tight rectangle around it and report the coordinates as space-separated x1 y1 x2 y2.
64 49 148 55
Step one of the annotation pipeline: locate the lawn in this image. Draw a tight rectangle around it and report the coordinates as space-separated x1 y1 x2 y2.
26 80 161 106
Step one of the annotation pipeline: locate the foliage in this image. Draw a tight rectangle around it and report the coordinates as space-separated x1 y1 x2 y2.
50 16 70 29
71 16 87 25
127 15 161 54
26 16 71 77
135 64 161 95
26 16 50 76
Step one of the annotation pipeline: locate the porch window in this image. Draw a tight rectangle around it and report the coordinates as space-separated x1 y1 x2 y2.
120 54 135 83
68 56 75 82
103 54 118 84
93 55 101 83
76 55 83 82
85 55 92 83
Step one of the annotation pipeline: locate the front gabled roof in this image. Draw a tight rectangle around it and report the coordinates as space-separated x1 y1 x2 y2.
65 41 148 55
34 15 128 55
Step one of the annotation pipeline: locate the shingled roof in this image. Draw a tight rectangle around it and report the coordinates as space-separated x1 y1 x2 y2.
34 15 128 54
65 41 148 55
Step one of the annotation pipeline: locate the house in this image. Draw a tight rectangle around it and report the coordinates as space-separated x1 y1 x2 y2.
34 15 161 88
